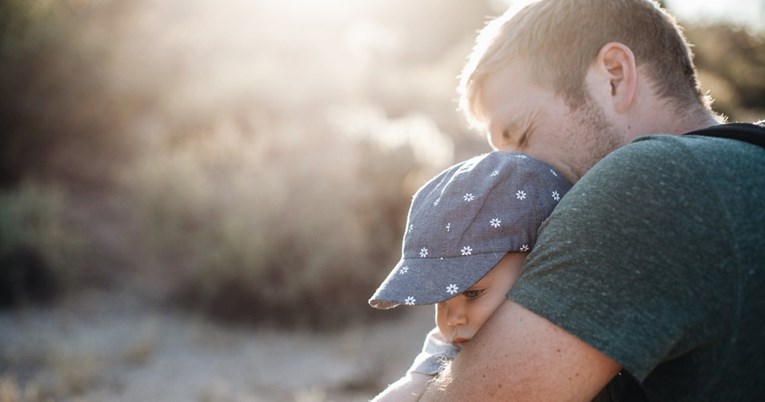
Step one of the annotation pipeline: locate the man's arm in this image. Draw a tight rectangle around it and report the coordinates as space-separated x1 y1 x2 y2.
419 301 621 401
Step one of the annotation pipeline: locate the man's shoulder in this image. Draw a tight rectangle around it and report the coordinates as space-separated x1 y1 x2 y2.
585 131 763 184
573 135 694 190
561 131 764 225
629 123 765 156
626 132 746 157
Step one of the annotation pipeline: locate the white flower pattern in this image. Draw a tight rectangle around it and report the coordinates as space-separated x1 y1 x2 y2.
391 154 571 310
446 284 459 295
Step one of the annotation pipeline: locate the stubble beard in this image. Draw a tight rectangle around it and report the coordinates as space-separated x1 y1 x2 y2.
568 98 624 181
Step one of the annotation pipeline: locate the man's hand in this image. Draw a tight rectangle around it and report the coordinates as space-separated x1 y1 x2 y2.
418 301 621 401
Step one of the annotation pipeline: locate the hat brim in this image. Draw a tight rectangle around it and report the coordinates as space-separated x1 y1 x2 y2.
368 251 507 309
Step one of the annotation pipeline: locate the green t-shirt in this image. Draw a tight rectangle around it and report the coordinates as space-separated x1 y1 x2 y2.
510 134 765 401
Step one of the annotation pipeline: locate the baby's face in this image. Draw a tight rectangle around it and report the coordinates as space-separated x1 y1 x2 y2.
436 252 525 345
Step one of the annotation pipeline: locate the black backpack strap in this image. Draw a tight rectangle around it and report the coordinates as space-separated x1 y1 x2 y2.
683 122 765 148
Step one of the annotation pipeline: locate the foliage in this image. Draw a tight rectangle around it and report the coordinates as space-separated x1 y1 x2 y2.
125 111 435 329
0 0 166 187
686 25 765 120
0 182 84 306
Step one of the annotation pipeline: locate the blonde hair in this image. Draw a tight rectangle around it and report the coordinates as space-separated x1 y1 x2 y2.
459 0 709 128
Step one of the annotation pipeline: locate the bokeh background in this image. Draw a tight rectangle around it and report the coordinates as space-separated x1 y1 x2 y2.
1 0 763 400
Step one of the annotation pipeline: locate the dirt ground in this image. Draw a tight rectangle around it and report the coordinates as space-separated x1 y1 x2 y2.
0 287 435 402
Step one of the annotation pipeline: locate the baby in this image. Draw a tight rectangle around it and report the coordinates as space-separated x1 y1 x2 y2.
368 151 571 401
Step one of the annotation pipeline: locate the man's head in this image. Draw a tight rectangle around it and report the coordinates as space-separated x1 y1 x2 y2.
458 0 719 182
368 151 571 310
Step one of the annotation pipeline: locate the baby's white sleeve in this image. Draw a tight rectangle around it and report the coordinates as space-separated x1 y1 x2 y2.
406 327 461 375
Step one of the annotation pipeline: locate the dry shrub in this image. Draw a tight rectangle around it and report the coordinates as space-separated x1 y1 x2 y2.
0 182 85 307
0 0 149 187
126 113 440 329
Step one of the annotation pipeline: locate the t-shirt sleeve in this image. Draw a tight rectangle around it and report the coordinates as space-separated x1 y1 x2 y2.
509 136 735 380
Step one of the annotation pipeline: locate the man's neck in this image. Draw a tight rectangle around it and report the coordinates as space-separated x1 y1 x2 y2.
673 107 725 134
631 104 721 140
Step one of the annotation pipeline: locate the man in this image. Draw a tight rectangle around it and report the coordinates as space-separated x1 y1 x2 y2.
419 0 765 400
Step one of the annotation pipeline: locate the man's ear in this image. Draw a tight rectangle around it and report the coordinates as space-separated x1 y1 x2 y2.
592 42 637 114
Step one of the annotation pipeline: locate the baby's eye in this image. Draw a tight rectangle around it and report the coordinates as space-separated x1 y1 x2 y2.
463 289 485 299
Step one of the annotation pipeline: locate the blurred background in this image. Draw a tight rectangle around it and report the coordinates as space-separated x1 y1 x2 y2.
0 0 763 400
